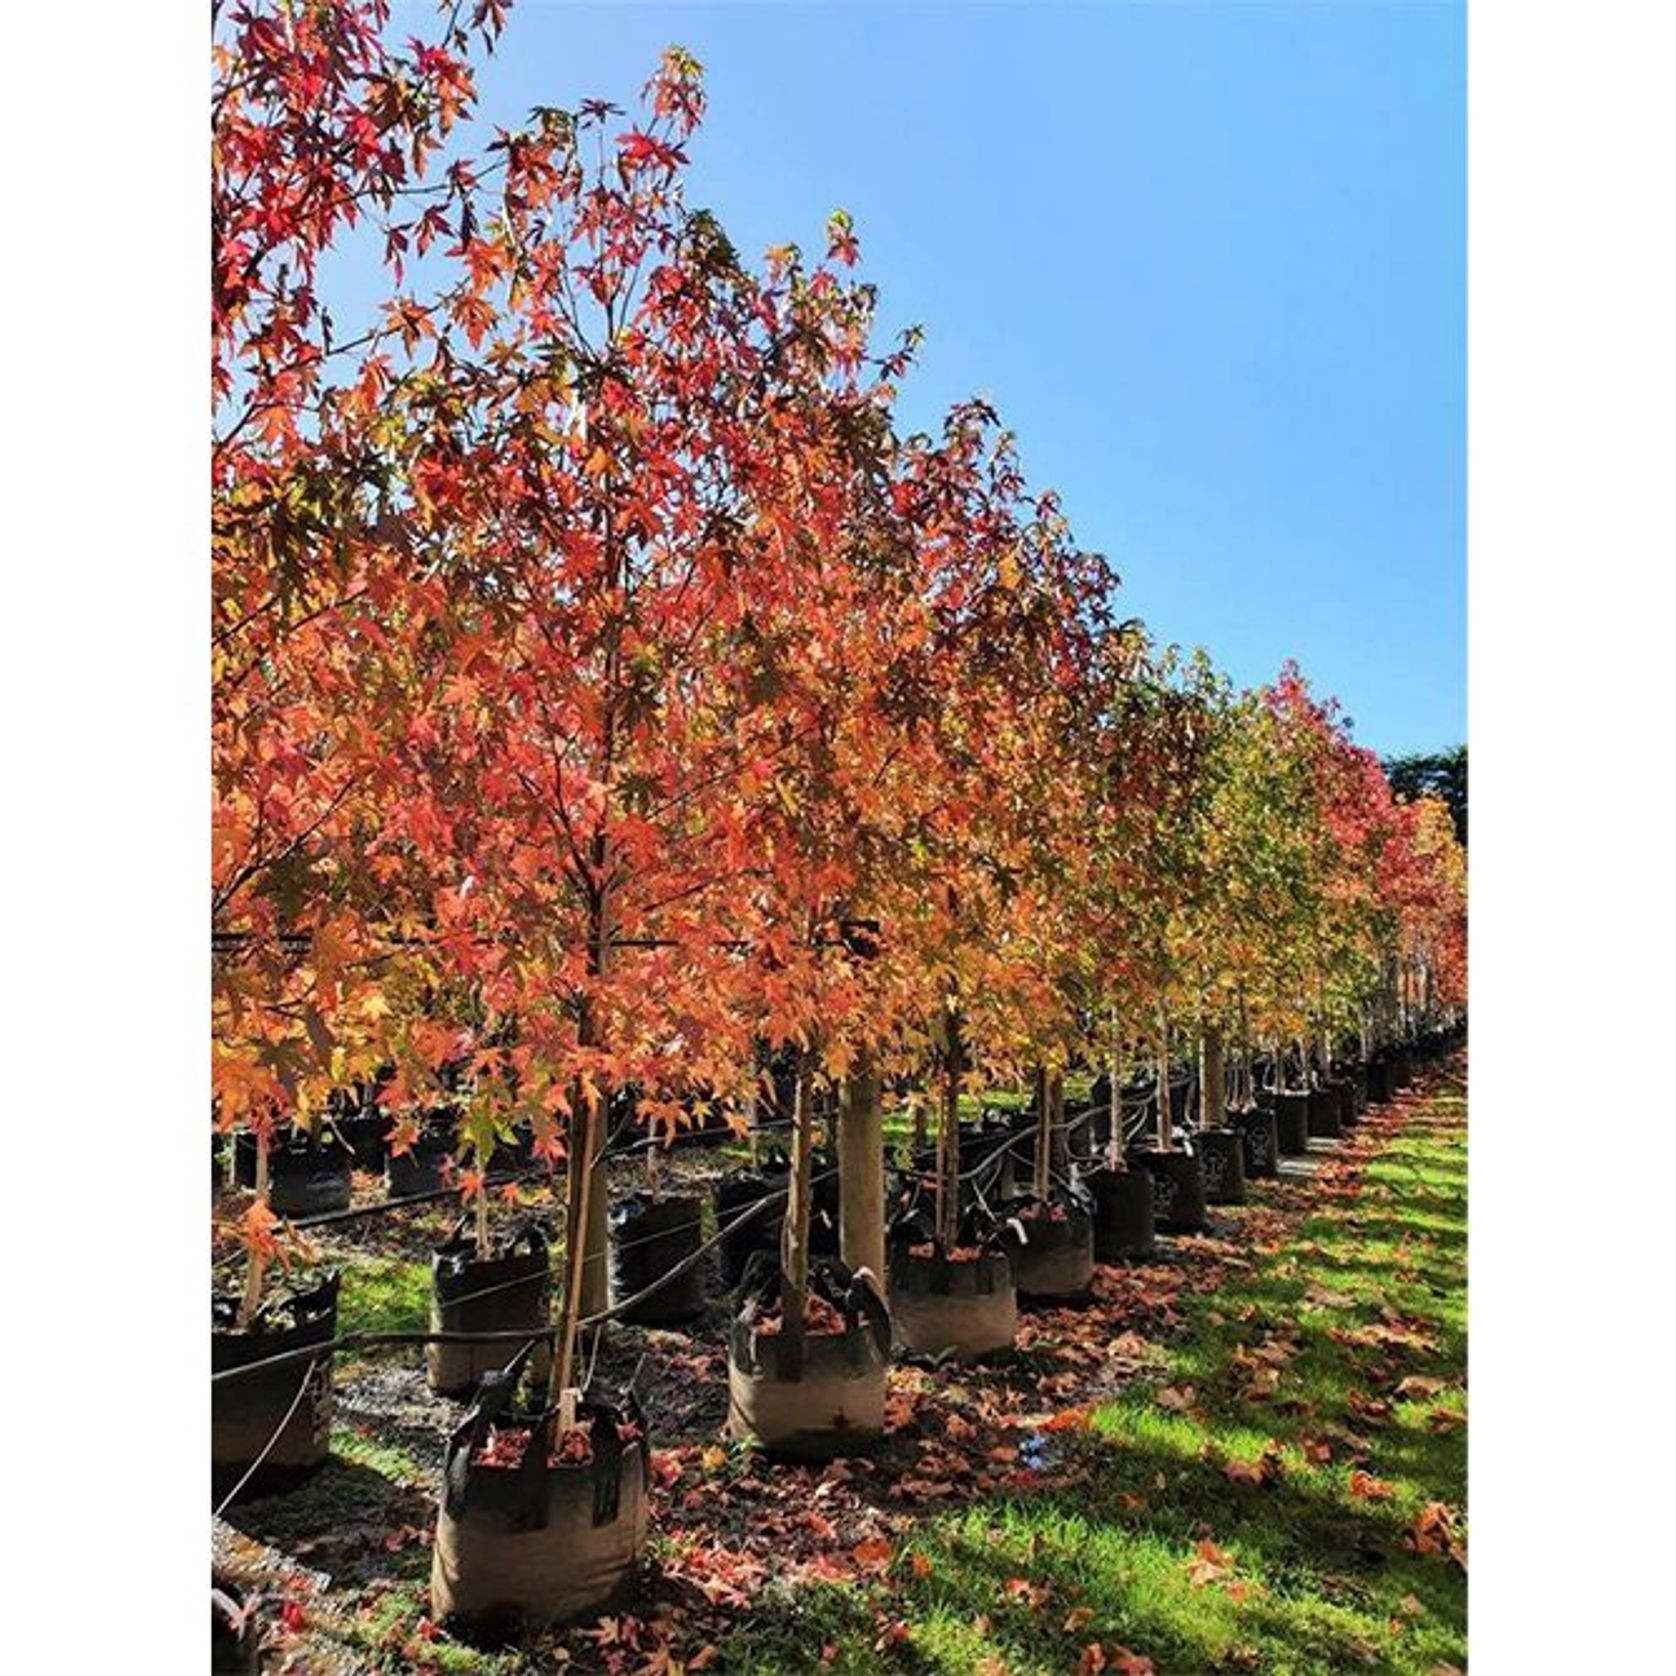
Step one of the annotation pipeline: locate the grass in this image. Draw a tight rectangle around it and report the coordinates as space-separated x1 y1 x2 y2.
721 1069 1468 1674
334 1255 433 1372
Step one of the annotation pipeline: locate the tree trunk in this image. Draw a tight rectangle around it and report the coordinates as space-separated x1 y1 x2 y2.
1155 1009 1172 1151
1236 992 1253 1111
1107 1011 1124 1170
1200 1022 1226 1132
780 1065 814 1368
1032 1065 1053 1201
936 1007 963 1251
236 1128 272 1328
553 899 611 1411
837 1046 884 1284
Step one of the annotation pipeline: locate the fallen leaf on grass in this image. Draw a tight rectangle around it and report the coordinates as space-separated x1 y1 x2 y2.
1156 1384 1197 1413
852 1537 894 1569
1002 1577 1048 1608
1394 1375 1445 1400
1185 1538 1234 1587
1221 1446 1284 1488
1348 1469 1396 1501
1064 1607 1095 1632
1041 1405 1092 1433
1404 1501 1468 1569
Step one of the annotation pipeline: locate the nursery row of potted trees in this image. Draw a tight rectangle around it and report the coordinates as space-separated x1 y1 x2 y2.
211 2 1470 1645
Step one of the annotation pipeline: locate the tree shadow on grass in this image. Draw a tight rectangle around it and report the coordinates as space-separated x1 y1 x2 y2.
221 1457 438 1589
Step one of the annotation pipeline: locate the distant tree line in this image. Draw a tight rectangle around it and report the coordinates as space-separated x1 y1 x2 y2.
1383 745 1467 847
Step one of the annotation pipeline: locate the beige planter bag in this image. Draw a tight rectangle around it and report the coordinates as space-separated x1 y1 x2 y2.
889 1247 1017 1362
430 1354 648 1633
1000 1196 1096 1300
727 1261 891 1460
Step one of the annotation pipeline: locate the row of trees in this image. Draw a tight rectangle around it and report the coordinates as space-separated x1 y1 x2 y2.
212 0 1465 1422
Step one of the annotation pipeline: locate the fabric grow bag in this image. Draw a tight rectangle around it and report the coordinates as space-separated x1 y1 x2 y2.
1306 1086 1343 1140
1327 1077 1357 1131
1197 1128 1247 1206
886 1210 1017 1362
888 1247 1016 1362
430 1364 649 1636
1089 1167 1156 1261
211 1272 338 1500
713 1168 787 1289
387 1115 455 1199
609 1192 707 1325
428 1221 552 1398
336 1108 389 1171
999 1191 1096 1302
232 1130 353 1217
1274 1091 1312 1156
1366 1055 1394 1104
1341 1064 1369 1118
1127 1147 1209 1233
727 1261 891 1459
1236 1108 1280 1179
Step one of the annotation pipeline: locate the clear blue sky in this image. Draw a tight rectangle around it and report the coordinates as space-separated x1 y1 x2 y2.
382 0 1466 755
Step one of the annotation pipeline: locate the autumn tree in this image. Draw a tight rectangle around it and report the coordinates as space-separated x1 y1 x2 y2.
212 0 510 1317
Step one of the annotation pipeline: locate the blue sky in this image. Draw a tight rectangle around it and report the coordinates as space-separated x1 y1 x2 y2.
378 0 1466 755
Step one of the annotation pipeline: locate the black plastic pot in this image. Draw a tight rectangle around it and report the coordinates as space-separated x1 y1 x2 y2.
387 1114 456 1199
232 1130 353 1217
1306 1086 1343 1141
1127 1147 1209 1233
887 1243 1017 1362
727 1262 891 1459
1088 1167 1156 1261
431 1373 649 1636
428 1223 552 1398
1235 1107 1281 1179
1274 1091 1312 1156
609 1192 707 1326
211 1272 338 1501
999 1193 1096 1301
1197 1128 1247 1206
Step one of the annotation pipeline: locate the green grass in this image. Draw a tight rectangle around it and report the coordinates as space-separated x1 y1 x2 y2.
720 1071 1468 1674
333 1256 432 1375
